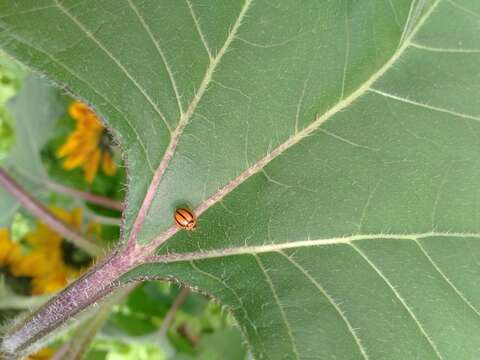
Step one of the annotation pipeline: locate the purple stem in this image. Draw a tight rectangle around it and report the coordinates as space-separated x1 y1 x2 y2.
1 248 142 357
45 180 123 211
51 284 136 360
0 167 102 257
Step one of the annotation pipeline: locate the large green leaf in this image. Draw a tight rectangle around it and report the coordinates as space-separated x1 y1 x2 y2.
0 74 64 226
1 0 480 358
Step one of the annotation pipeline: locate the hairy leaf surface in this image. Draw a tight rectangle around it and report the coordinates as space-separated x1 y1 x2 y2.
1 0 480 358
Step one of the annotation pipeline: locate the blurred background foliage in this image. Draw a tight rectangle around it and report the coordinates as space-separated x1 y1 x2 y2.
0 51 246 360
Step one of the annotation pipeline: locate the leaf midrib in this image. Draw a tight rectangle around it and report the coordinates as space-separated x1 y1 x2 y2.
127 0 254 246
144 0 442 251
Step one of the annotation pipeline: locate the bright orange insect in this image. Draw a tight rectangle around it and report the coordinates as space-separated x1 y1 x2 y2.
174 208 197 231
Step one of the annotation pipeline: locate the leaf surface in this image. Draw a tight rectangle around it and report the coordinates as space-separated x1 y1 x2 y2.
0 74 64 225
1 0 480 358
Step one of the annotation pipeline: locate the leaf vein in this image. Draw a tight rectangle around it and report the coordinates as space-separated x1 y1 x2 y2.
369 88 480 122
143 0 441 253
415 240 480 318
447 0 480 19
0 4 56 20
185 0 213 60
0 31 155 173
340 3 350 100
127 0 184 116
279 251 369 360
188 261 261 341
254 254 300 360
411 42 480 53
53 0 172 133
350 243 444 360
357 180 381 233
147 231 480 263
399 0 418 45
431 169 449 231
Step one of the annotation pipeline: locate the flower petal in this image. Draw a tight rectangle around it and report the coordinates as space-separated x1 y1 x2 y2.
101 151 117 176
84 148 101 183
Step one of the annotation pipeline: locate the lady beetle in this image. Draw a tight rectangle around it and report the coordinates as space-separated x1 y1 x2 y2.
174 208 197 231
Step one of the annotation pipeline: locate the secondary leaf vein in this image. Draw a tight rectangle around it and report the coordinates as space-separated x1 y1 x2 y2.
0 31 155 173
369 88 480 122
147 232 480 263
254 254 300 360
188 261 260 340
185 0 213 60
415 240 480 318
350 243 444 359
127 0 184 116
280 251 369 360
53 0 172 132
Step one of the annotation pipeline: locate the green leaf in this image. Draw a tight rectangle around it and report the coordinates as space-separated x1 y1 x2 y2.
2 0 480 359
198 328 246 360
5 75 64 179
87 339 166 360
0 51 25 104
0 74 64 226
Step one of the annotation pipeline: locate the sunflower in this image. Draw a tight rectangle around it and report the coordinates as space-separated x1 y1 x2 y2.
26 347 54 360
10 208 94 295
57 101 117 183
0 229 21 269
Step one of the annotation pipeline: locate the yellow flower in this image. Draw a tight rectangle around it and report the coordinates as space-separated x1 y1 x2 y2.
0 229 21 267
11 208 93 295
26 347 54 360
57 101 117 183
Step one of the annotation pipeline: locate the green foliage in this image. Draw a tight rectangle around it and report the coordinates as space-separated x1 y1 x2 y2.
0 51 24 93
86 340 166 360
0 74 65 226
95 282 244 359
0 52 243 358
0 52 23 167
1 0 480 359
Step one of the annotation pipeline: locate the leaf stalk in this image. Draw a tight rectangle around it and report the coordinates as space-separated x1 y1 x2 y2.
0 249 141 358
0 167 103 257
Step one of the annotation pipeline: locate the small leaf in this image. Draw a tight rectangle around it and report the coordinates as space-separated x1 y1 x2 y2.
0 74 64 225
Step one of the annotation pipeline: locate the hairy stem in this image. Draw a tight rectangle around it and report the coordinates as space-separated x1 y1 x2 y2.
0 167 103 257
1 249 141 357
51 284 136 360
45 180 123 211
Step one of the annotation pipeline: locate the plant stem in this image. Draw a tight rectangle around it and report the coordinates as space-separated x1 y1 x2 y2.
45 180 123 211
1 249 140 358
158 287 190 338
0 167 102 257
51 284 136 360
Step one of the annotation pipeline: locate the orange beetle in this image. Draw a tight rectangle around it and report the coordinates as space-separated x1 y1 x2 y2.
174 208 197 231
